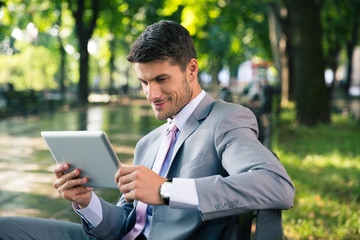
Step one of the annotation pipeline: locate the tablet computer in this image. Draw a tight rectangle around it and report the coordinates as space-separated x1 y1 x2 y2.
41 131 120 189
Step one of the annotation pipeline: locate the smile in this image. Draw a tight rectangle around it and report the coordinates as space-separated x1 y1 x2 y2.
152 100 168 109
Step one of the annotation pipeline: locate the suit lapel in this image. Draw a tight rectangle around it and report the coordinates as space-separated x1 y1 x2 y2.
164 94 215 176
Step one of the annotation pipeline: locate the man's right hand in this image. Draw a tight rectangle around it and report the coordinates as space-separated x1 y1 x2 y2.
53 163 93 208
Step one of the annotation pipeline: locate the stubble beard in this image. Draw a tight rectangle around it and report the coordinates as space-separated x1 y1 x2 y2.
154 77 192 121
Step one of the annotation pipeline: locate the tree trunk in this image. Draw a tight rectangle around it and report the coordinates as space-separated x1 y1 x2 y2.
289 0 330 125
267 3 295 106
78 40 89 104
345 15 359 94
268 4 284 100
210 58 221 88
56 3 66 99
70 0 99 104
59 38 66 98
108 36 116 95
328 42 341 97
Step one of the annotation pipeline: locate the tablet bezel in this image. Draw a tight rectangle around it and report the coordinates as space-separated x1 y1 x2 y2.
41 131 120 189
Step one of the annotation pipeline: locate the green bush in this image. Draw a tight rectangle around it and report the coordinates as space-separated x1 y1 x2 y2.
0 43 59 91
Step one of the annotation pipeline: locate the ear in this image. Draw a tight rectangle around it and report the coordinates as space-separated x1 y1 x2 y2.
187 58 198 81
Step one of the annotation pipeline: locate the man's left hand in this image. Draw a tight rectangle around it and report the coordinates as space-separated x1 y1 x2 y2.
115 165 167 205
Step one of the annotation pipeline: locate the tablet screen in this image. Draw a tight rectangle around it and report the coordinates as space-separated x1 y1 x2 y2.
41 131 120 189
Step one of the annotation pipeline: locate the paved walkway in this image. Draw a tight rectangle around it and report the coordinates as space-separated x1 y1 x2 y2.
0 102 160 223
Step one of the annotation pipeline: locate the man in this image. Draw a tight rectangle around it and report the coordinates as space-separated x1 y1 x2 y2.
0 20 294 240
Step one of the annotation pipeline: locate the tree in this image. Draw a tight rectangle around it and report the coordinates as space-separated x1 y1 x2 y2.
67 0 100 104
161 0 224 86
53 1 67 97
341 0 360 93
95 0 128 95
321 0 343 93
289 0 330 125
267 0 331 125
322 0 360 95
0 0 67 92
162 0 272 86
268 2 295 105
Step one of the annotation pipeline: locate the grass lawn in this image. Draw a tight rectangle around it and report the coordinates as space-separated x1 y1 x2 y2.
272 104 360 239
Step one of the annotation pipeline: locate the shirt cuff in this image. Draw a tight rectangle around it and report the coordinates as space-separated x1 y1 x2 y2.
73 191 103 228
170 178 199 209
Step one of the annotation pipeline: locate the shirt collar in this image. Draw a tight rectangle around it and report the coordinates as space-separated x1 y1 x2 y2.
167 90 206 131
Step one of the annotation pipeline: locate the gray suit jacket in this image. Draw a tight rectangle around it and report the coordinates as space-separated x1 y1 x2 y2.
83 94 294 240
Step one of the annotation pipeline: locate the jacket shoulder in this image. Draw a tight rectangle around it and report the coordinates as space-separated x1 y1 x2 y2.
210 100 258 135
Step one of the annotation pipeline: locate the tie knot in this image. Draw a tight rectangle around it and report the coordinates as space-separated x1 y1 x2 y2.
168 121 178 134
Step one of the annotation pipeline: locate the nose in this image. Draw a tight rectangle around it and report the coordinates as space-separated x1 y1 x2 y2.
145 82 161 101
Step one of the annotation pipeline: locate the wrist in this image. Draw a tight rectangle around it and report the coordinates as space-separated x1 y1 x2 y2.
160 178 172 205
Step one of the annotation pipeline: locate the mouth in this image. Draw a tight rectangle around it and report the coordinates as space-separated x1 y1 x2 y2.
152 100 168 110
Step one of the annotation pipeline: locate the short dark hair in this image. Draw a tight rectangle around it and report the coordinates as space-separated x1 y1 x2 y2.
126 20 197 72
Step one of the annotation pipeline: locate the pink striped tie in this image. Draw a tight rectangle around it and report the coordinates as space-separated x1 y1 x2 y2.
122 122 178 240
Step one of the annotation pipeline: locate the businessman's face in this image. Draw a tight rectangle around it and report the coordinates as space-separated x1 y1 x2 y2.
134 59 196 120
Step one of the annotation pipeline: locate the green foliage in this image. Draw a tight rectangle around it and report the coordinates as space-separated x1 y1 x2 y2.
0 0 275 92
2 0 356 101
160 0 272 79
162 0 220 35
0 42 59 90
273 105 360 239
321 0 360 69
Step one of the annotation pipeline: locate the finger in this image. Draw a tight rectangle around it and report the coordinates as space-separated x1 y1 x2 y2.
57 176 88 193
118 167 150 195
118 180 134 194
117 170 136 193
117 167 143 192
53 168 80 189
123 191 135 203
114 165 136 183
54 163 70 178
114 168 121 183
53 168 81 189
118 169 136 185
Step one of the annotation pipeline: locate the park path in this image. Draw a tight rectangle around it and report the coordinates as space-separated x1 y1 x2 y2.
0 102 162 222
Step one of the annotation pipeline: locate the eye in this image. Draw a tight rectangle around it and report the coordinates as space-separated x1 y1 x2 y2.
139 79 148 86
156 77 169 83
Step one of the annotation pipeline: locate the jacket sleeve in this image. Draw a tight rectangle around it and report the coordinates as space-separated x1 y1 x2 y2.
195 104 295 221
82 196 135 240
